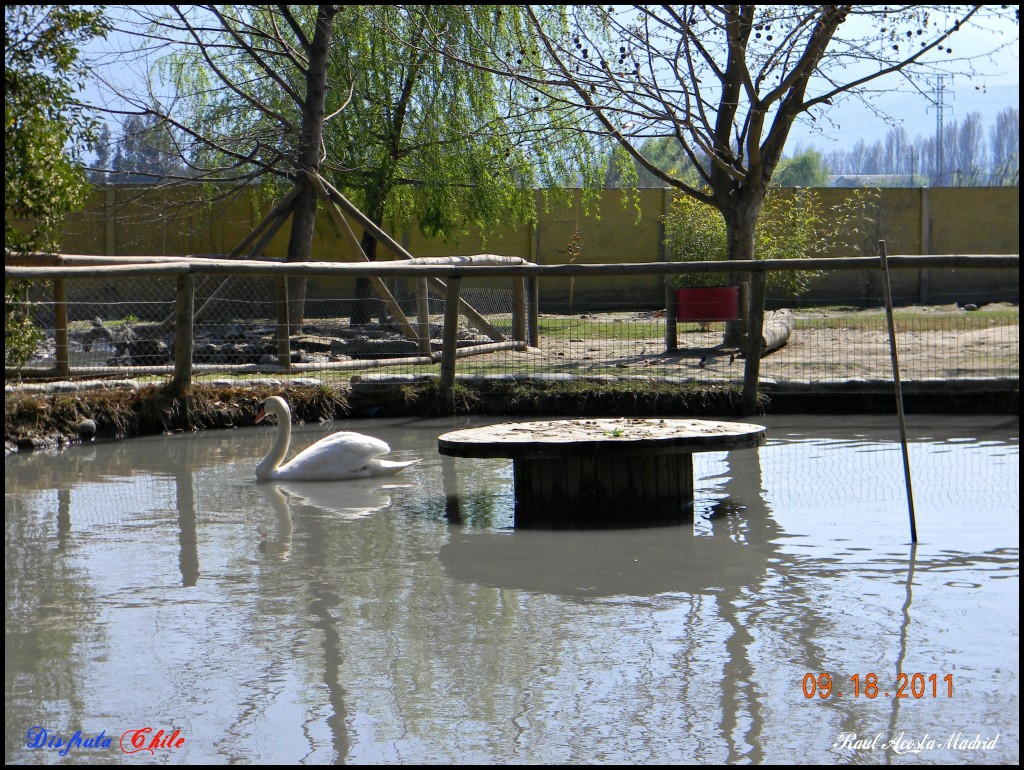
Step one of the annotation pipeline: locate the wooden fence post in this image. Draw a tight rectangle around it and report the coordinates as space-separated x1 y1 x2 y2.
439 277 462 415
54 279 70 377
416 278 432 355
275 276 291 369
662 186 677 352
738 279 749 330
526 276 539 347
171 273 194 394
664 278 678 351
742 270 767 415
512 276 527 342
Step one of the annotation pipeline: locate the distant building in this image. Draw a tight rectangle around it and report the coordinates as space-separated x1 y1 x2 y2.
829 174 918 188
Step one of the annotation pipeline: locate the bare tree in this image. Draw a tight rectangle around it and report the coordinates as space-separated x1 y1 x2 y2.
815 110 1017 185
438 5 1016 339
989 107 1020 186
919 136 937 183
950 111 986 185
883 127 910 177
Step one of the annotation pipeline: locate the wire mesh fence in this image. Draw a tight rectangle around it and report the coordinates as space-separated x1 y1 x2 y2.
6 267 1018 394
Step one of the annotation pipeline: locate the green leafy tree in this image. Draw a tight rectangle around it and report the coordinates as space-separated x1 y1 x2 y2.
605 136 696 188
663 193 729 288
99 5 600 324
110 112 188 184
665 187 879 296
5 5 108 367
84 5 342 323
772 150 831 188
324 6 600 322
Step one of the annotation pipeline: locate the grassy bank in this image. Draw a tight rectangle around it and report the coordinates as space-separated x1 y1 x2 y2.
5 376 1017 453
5 380 755 451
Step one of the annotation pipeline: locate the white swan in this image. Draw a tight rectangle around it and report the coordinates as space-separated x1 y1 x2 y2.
255 396 420 481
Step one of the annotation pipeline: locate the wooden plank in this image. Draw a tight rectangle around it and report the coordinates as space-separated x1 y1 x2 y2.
8 254 1016 279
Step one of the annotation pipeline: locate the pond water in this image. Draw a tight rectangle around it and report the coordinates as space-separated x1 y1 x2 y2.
5 413 1018 765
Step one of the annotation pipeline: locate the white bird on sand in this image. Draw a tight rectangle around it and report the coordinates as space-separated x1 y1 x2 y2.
254 396 419 481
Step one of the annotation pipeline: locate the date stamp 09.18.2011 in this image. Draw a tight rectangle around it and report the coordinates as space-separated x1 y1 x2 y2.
802 672 952 699
803 673 1002 757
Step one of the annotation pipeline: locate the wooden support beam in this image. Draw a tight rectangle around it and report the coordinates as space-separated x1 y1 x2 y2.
310 172 415 260
308 173 419 341
527 276 539 347
424 278 506 342
308 172 505 342
185 207 293 334
228 187 300 259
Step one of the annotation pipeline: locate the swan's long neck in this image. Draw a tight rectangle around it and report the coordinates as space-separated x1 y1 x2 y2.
256 409 291 480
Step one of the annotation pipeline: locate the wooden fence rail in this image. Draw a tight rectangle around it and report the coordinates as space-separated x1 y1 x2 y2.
6 252 1019 414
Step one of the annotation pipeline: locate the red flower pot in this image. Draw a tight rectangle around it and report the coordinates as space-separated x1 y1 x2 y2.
675 286 741 322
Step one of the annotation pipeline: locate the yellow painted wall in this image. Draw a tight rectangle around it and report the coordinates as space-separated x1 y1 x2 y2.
55 185 1019 309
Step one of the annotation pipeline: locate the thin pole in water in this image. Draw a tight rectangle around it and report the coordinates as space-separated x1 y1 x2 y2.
879 240 918 544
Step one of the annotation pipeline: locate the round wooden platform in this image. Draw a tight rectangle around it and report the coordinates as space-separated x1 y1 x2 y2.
438 418 766 528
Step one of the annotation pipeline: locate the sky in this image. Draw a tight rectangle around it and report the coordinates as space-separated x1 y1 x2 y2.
78 5 1019 161
786 9 1020 153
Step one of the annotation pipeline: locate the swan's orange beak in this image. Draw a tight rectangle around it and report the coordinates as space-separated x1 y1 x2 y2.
255 406 267 424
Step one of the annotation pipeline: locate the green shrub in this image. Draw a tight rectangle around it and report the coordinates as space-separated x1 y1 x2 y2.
664 187 881 297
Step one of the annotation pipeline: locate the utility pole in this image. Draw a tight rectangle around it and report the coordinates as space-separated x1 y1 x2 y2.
906 147 918 187
930 75 951 186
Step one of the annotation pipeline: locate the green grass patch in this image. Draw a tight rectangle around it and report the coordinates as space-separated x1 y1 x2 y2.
350 378 757 418
793 307 1018 331
537 316 664 340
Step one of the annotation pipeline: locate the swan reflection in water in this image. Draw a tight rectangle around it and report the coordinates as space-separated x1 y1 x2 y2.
257 480 409 560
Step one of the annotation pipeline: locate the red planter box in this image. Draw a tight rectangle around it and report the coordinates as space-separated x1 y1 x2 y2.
675 286 741 322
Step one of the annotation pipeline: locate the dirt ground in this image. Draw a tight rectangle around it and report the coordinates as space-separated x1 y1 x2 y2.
4 303 1016 452
526 303 1019 382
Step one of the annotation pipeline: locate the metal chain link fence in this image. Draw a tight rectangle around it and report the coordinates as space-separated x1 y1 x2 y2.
6 269 1018 393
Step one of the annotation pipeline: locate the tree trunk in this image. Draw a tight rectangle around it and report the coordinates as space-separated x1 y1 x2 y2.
721 195 761 345
286 186 317 330
285 5 338 329
349 187 389 325
349 230 381 325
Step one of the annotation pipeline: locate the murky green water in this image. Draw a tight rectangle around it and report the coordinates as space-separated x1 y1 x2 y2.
5 414 1018 764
